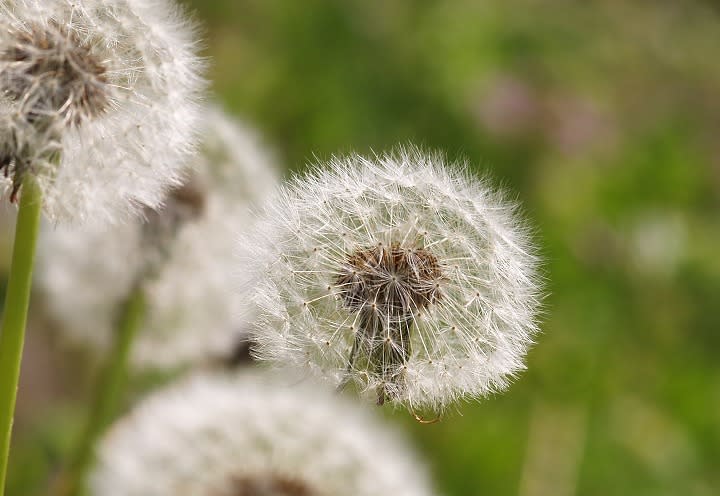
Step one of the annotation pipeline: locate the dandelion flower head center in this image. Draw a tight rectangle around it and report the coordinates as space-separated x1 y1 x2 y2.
335 241 443 405
140 176 207 275
225 473 318 496
336 241 442 318
1 22 110 125
144 176 208 230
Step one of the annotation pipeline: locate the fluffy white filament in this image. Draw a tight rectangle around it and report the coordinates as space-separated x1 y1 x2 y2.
37 106 278 369
90 372 436 496
240 147 542 412
0 0 205 224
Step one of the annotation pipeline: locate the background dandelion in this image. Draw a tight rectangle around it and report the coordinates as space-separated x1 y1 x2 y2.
37 105 278 369
242 148 541 412
90 372 437 496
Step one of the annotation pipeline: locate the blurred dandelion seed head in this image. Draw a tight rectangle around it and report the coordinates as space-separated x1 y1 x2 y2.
241 146 543 412
90 372 435 496
37 106 278 369
0 0 205 223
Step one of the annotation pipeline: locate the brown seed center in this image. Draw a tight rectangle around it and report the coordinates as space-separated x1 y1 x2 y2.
1 22 110 124
336 242 442 317
335 242 443 404
221 473 318 496
138 176 207 277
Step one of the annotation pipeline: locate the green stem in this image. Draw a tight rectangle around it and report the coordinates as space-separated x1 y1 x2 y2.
0 176 43 495
59 288 145 496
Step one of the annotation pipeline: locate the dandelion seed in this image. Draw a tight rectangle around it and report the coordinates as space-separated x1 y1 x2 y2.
37 106 278 369
0 0 205 223
241 146 543 412
89 372 436 496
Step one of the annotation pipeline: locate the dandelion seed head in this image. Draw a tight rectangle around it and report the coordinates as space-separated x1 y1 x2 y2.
89 372 435 496
0 0 205 224
37 106 278 369
241 146 543 412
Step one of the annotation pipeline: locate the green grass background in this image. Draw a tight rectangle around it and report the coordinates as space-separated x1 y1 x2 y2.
2 0 719 495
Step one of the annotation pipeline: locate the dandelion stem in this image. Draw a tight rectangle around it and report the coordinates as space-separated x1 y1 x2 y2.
59 287 146 496
0 176 42 495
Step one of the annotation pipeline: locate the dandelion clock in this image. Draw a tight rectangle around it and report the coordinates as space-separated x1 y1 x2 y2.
90 372 437 496
240 147 543 414
0 0 205 223
37 106 278 369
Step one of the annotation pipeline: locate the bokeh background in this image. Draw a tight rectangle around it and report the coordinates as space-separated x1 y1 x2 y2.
2 0 719 494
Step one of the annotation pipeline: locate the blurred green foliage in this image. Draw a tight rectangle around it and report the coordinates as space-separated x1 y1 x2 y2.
2 0 719 495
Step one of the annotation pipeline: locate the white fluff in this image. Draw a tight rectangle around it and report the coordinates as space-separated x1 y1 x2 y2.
0 0 205 224
90 372 436 496
37 106 278 369
240 147 543 412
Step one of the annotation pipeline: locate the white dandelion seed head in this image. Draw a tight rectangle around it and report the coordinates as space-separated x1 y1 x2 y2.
36 106 279 369
0 0 205 224
240 146 543 412
90 371 436 496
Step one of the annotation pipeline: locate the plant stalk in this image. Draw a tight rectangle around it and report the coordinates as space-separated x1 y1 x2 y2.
0 176 43 494
58 288 145 496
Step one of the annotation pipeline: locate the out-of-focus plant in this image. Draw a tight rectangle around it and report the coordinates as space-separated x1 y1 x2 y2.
45 103 281 496
89 371 438 496
0 0 205 493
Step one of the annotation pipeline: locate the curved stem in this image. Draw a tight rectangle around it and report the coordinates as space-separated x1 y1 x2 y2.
0 176 43 495
58 288 145 496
